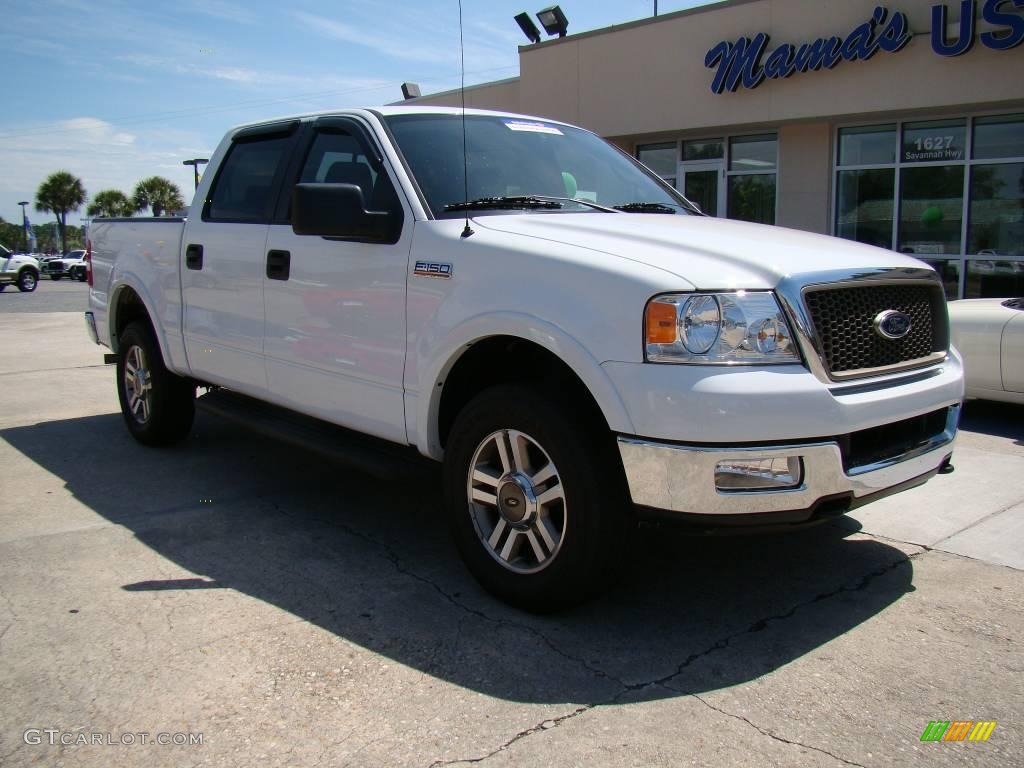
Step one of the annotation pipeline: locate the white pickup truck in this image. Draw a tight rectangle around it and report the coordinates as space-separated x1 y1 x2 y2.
86 107 963 609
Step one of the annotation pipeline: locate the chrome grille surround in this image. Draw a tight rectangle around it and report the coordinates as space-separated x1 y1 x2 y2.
775 267 949 384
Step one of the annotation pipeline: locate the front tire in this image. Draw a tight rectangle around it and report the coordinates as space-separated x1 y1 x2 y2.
17 270 38 292
444 385 630 611
116 322 195 445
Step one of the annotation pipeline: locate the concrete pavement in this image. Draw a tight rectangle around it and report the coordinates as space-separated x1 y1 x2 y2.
0 312 1021 767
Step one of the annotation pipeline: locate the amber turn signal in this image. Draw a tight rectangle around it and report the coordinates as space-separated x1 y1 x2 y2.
646 300 678 345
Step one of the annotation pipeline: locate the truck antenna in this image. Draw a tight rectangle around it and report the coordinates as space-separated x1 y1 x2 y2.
458 0 474 238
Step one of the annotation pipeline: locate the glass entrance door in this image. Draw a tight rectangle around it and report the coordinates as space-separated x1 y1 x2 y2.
680 161 725 217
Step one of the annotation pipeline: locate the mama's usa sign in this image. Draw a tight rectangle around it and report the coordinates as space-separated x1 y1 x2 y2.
705 0 1024 94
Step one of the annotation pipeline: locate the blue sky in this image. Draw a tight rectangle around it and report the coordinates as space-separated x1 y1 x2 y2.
0 0 717 230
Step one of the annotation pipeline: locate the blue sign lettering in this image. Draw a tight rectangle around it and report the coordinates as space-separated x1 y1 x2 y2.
708 2 1021 94
705 6 912 94
980 0 1024 51
932 0 977 55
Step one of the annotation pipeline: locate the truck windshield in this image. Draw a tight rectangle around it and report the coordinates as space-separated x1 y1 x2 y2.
383 114 696 219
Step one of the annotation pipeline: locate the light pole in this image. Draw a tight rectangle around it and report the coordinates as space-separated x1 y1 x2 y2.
182 158 209 190
17 201 29 253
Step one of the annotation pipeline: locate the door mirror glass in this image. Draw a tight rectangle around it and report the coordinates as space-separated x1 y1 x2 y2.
291 183 395 242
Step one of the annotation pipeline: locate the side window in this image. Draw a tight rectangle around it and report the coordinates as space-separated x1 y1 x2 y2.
292 130 400 218
206 136 290 222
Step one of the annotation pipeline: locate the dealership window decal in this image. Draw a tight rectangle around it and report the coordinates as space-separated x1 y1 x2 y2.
705 1 1024 95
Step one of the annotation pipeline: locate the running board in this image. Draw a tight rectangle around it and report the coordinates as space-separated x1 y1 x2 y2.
196 388 437 482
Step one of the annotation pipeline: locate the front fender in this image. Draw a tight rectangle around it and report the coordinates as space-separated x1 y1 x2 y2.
413 312 636 460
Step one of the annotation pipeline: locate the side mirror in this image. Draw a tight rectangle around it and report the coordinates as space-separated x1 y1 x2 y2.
291 183 396 242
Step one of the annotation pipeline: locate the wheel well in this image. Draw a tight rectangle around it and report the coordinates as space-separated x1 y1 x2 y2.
112 287 154 351
437 336 608 449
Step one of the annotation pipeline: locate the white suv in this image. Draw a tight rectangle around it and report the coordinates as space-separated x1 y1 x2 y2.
0 244 40 292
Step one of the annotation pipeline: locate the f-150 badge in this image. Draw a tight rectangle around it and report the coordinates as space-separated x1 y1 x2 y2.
414 261 453 279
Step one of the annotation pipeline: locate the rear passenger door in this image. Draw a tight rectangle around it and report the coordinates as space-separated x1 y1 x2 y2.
182 121 300 396
261 116 412 443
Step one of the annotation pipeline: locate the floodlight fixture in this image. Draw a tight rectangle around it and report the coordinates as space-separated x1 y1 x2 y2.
401 82 421 100
515 12 542 44
536 5 568 38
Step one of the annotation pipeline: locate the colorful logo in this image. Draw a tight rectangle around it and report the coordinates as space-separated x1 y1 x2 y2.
920 721 997 742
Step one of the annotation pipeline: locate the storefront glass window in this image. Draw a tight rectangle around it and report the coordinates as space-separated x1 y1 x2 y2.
728 175 776 224
898 165 964 256
729 135 777 171
902 119 967 164
919 259 962 299
968 162 1024 257
966 259 1024 298
836 168 894 248
839 125 896 166
973 114 1024 160
684 170 719 217
636 142 677 186
683 139 724 161
835 113 1024 299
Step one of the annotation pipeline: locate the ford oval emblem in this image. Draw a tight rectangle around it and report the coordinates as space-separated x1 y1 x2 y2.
874 309 913 340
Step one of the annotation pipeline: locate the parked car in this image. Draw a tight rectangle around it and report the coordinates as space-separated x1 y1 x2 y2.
85 106 964 609
949 298 1024 405
43 249 87 281
0 243 40 292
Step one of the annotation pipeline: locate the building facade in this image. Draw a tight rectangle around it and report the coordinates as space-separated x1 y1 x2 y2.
405 0 1024 299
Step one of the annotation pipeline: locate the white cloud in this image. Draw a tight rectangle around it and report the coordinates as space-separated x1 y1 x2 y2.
0 118 212 226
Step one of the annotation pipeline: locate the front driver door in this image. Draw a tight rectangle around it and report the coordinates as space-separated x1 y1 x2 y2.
262 117 411 443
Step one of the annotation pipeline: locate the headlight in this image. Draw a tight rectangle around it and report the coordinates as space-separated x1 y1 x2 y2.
645 291 800 364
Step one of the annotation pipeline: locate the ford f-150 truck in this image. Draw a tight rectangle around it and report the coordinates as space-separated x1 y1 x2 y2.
85 107 963 609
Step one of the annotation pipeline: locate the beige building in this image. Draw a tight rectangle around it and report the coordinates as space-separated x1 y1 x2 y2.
405 0 1024 299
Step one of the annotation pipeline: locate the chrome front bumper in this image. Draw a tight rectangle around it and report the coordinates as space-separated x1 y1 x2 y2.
617 405 958 518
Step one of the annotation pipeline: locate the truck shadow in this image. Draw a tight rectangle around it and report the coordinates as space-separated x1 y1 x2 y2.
2 411 915 705
960 399 1024 445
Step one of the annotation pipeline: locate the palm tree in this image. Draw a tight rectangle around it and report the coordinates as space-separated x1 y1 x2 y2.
87 189 136 218
132 177 186 217
36 171 86 255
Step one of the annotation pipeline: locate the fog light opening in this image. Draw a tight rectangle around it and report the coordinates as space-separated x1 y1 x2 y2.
715 456 803 492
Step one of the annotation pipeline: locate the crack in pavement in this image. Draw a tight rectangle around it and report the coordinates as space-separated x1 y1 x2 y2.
423 546 921 767
266 500 919 768
691 693 866 767
427 706 592 768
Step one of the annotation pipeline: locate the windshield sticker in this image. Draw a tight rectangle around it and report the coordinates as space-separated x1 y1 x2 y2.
504 120 564 136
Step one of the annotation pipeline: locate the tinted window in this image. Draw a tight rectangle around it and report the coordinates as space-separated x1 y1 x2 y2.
292 130 399 217
207 136 289 222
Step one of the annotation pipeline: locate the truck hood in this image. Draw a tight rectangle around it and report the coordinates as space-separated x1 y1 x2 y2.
475 213 927 289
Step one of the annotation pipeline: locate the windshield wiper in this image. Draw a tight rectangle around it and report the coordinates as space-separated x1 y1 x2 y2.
529 195 618 212
444 196 563 212
613 202 678 214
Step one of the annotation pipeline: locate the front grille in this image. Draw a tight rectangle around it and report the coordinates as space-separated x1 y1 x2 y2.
804 283 947 378
47 261 63 272
841 407 952 472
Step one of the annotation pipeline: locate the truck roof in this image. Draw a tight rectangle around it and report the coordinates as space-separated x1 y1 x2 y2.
225 106 576 135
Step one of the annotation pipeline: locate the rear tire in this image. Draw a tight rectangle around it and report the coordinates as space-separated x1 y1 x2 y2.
17 270 38 292
116 321 195 446
443 384 631 611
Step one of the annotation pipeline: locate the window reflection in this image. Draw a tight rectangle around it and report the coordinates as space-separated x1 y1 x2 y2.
898 166 964 256
967 162 1024 257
